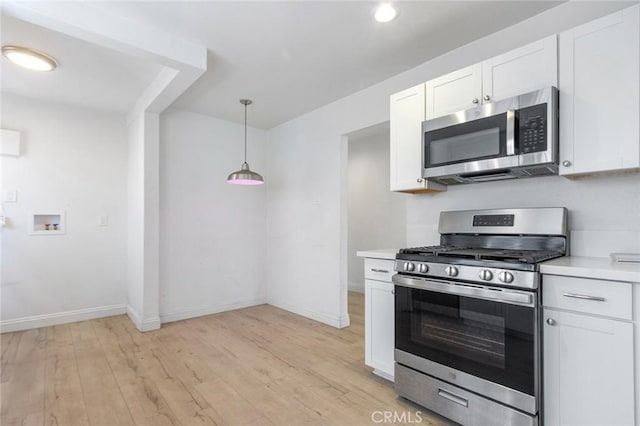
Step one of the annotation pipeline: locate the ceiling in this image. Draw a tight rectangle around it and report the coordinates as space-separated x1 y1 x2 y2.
0 14 161 115
1 1 565 128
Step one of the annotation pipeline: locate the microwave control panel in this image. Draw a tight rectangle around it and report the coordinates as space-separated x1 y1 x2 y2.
518 104 547 154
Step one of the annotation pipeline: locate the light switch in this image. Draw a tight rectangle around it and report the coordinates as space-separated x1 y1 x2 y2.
99 215 109 227
3 190 17 203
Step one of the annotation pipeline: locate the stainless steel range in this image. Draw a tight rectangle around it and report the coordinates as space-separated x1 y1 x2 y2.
393 207 568 426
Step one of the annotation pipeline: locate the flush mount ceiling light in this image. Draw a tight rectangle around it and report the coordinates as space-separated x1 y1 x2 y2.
2 45 58 71
374 3 397 23
227 99 264 186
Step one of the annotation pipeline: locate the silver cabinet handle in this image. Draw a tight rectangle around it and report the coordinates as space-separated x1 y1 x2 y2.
562 160 572 167
546 318 556 326
371 268 389 273
484 95 491 101
563 292 606 302
438 388 468 407
472 98 479 104
416 177 423 183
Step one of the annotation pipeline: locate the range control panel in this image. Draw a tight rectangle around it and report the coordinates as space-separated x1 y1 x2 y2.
472 214 515 227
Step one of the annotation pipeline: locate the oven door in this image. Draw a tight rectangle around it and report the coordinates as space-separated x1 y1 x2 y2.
393 274 539 414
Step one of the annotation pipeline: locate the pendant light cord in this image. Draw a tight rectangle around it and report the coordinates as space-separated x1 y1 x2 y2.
244 102 247 163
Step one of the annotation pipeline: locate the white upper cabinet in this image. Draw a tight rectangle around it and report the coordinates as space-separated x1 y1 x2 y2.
559 5 639 177
425 35 558 120
483 35 558 102
390 83 446 193
425 64 482 120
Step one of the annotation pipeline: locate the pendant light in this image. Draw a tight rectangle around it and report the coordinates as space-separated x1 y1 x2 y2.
227 99 264 185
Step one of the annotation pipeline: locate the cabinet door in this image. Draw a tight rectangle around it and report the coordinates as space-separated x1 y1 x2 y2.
544 309 634 426
365 279 395 380
425 64 482 120
559 5 639 176
390 85 445 193
482 35 557 102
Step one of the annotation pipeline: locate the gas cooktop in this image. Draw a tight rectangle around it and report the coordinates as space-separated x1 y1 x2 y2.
395 207 568 283
399 245 563 264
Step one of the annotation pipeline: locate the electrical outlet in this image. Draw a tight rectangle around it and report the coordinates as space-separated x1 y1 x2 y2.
99 215 109 227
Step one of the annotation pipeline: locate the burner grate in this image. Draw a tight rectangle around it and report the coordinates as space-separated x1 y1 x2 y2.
399 245 471 256
399 246 562 264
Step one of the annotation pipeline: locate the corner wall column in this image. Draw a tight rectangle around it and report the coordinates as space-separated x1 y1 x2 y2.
126 112 160 331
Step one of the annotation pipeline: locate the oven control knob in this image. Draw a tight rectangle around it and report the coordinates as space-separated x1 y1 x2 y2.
479 269 493 281
498 271 514 283
404 262 415 272
419 264 429 273
445 266 459 277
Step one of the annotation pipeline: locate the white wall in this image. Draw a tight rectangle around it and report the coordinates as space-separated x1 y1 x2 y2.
266 2 634 328
159 109 267 323
347 127 406 293
0 93 128 331
406 174 640 256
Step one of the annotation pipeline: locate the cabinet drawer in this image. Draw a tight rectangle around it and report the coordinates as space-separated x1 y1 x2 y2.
364 258 395 282
543 275 632 320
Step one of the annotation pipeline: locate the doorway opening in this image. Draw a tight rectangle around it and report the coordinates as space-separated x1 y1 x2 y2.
344 121 406 330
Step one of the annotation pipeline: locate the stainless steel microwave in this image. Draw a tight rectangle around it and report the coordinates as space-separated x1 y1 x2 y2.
422 87 558 185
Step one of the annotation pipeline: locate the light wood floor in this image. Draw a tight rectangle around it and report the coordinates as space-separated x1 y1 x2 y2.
1 292 451 425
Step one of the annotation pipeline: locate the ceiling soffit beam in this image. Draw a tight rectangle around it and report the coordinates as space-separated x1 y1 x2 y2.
1 1 207 120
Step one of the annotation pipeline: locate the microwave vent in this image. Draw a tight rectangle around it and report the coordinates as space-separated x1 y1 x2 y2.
522 166 558 176
467 173 517 182
437 177 463 185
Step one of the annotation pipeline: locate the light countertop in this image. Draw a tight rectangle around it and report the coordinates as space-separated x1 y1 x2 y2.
356 249 398 260
541 256 640 283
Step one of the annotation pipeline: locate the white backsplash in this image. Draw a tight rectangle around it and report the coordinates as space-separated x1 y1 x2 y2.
569 230 640 258
406 173 640 258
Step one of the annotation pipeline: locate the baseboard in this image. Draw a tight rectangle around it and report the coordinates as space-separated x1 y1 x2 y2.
126 305 161 332
0 299 351 333
0 304 126 333
268 299 351 329
160 297 268 324
373 368 395 382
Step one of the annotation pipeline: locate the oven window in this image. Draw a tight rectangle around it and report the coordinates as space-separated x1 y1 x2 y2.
395 285 535 396
425 112 507 168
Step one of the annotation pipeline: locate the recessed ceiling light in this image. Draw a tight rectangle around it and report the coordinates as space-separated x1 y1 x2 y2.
2 45 58 72
375 3 397 23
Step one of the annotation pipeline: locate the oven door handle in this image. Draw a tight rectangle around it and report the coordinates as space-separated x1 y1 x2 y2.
392 275 534 306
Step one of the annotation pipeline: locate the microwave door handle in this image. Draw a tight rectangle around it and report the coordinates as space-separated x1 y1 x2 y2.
506 109 516 156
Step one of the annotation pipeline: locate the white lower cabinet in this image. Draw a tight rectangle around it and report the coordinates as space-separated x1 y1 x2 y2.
364 258 395 381
543 275 635 426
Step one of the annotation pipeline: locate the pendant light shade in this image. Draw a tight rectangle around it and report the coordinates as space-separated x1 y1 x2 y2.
227 162 264 185
227 99 264 185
